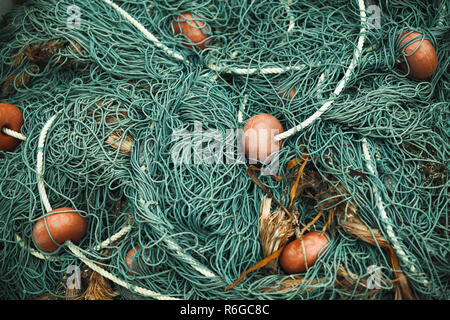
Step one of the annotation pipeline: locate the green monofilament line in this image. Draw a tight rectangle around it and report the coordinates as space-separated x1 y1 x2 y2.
0 0 448 300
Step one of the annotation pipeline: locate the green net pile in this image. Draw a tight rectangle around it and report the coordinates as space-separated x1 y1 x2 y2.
0 0 448 300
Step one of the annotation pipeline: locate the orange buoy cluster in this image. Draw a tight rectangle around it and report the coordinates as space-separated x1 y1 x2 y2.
398 30 438 80
0 103 24 152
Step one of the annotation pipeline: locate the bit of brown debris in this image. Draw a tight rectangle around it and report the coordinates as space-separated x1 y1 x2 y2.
34 293 59 300
402 141 447 185
89 100 134 154
1 39 86 97
261 275 323 294
418 162 447 185
1 65 38 96
262 264 385 298
259 196 296 272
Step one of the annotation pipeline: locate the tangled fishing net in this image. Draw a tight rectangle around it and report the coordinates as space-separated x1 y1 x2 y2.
0 0 448 300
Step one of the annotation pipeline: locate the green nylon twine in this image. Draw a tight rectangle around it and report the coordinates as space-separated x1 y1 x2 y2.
0 0 448 299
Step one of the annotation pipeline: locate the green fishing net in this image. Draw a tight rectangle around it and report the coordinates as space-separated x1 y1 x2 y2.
0 0 448 300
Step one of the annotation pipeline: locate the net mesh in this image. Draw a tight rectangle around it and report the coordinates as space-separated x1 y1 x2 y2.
0 0 448 299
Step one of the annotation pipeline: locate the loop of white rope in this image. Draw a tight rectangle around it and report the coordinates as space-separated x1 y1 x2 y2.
274 0 368 141
13 224 132 261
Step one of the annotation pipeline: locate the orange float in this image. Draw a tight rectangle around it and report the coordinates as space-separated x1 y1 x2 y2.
0 103 24 151
32 207 87 252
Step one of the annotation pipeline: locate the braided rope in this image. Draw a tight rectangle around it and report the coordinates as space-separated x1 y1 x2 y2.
164 236 217 279
1 127 27 141
207 63 308 75
100 0 188 65
237 95 248 124
91 224 132 252
36 112 60 213
12 224 131 262
66 241 180 300
101 0 322 76
137 197 219 279
361 137 430 286
29 111 178 299
14 233 58 261
274 0 368 141
280 0 295 33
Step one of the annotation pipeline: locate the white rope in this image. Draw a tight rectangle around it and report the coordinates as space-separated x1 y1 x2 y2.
14 234 58 261
165 236 217 278
91 224 132 251
138 198 218 279
237 95 248 124
208 63 307 75
1 127 27 141
66 241 180 300
274 0 367 141
31 111 177 299
14 229 178 299
36 113 61 213
280 0 295 33
99 0 189 65
361 137 429 286
13 224 131 262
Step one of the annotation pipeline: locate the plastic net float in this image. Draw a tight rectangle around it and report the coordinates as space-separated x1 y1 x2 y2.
0 0 448 300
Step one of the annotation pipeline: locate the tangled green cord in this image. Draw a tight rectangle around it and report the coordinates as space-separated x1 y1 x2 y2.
0 0 448 300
